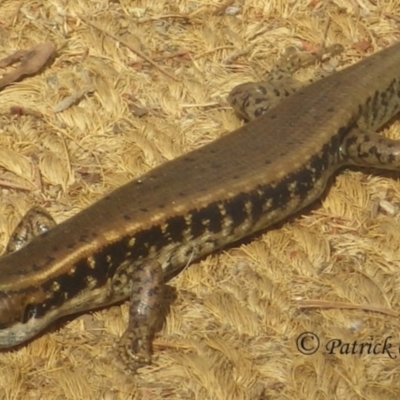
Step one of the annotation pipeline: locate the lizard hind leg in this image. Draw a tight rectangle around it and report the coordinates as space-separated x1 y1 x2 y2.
341 128 400 170
228 43 344 121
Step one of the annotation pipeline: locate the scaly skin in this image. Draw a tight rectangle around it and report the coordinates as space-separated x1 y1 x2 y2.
2 42 400 370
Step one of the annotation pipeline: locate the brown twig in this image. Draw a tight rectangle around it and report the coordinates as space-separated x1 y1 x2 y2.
80 16 178 81
153 50 190 61
383 12 400 23
136 13 193 23
297 299 399 317
0 178 34 191
9 106 43 118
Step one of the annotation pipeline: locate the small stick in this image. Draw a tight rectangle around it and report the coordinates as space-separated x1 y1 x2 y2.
297 299 399 317
80 16 178 81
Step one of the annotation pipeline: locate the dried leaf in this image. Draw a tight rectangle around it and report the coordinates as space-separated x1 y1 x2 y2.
54 87 94 113
0 42 56 90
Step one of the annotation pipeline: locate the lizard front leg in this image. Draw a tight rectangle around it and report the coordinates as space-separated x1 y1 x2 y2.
6 206 56 254
117 259 164 371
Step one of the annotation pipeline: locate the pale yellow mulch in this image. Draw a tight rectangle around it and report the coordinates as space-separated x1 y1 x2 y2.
1 0 400 399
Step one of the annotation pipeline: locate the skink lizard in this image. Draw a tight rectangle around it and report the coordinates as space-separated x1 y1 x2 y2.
1 42 400 370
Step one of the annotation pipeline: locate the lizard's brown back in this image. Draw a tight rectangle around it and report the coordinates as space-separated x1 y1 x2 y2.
2 42 400 286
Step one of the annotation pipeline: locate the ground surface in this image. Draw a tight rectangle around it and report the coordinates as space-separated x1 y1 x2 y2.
1 1 400 399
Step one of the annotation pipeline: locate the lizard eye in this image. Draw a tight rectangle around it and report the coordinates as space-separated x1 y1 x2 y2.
22 303 39 323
